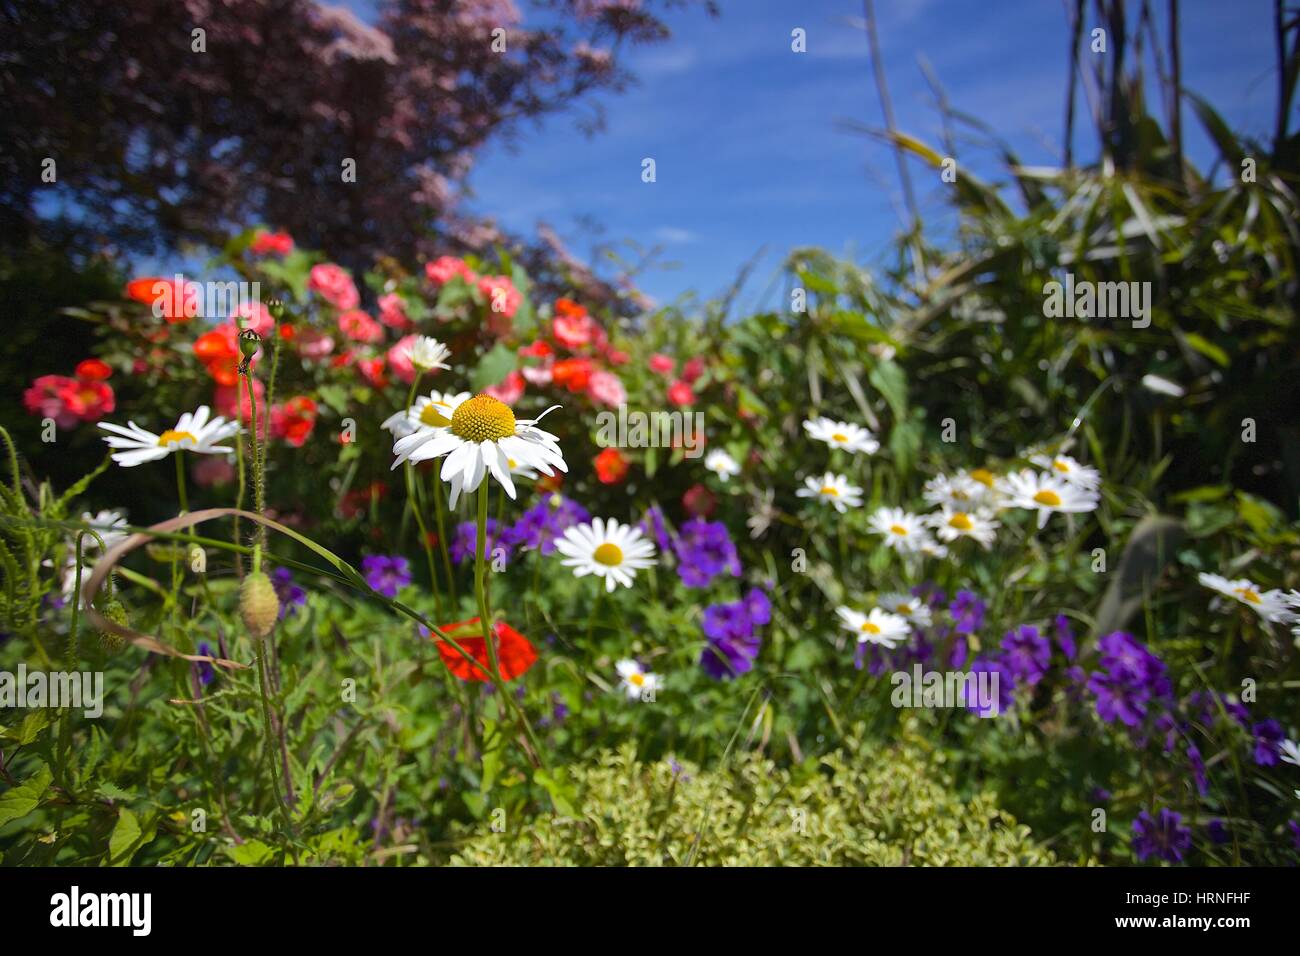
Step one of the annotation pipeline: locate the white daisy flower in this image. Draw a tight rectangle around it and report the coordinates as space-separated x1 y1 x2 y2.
390 394 567 508
704 449 741 481
407 336 452 372
919 539 950 559
867 506 932 553
1280 739 1300 769
98 406 239 468
1028 453 1101 491
922 471 989 509
555 517 657 592
80 510 129 551
803 417 879 455
796 472 863 513
999 469 1099 529
615 659 660 700
835 606 910 649
878 592 933 627
382 389 471 439
1197 573 1298 624
928 506 1000 549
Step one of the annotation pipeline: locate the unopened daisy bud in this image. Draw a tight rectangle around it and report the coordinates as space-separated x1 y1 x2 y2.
240 571 280 639
97 599 130 653
238 328 263 360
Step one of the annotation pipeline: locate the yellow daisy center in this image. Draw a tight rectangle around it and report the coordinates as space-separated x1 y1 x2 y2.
628 672 645 687
158 429 197 447
889 524 908 536
831 432 849 443
820 485 840 497
419 401 454 428
1233 587 1262 605
593 542 623 566
970 468 995 487
948 512 973 531
449 394 516 442
952 489 969 501
860 621 881 635
1033 490 1062 507
1052 459 1071 473
897 603 912 615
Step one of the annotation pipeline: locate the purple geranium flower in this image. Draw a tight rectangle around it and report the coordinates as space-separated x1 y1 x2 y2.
673 519 741 589
195 641 215 687
271 567 306 618
1053 614 1076 660
361 554 412 597
505 495 590 555
699 588 769 680
1132 808 1192 863
1207 819 1230 845
963 657 1015 717
641 505 674 552
450 519 513 566
1251 719 1284 766
948 590 986 634
1000 624 1051 686
1086 632 1172 728
1187 742 1208 795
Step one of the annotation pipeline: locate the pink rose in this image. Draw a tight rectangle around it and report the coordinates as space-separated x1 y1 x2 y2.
339 309 384 344
308 263 360 310
425 256 477 285
477 275 522 322
681 357 706 383
586 369 626 407
667 380 695 406
485 370 525 405
231 301 275 336
377 293 410 330
297 328 336 360
649 353 675 376
386 334 419 384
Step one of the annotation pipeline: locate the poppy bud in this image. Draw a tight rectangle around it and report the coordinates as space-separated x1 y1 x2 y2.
266 299 286 321
238 328 262 360
97 600 130 653
240 571 280 639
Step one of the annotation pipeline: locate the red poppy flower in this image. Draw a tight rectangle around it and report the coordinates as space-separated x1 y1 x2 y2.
250 230 294 256
75 358 112 381
594 447 630 484
434 618 538 682
271 396 318 447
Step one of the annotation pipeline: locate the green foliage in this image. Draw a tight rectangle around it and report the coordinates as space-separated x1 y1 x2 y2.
448 728 1064 866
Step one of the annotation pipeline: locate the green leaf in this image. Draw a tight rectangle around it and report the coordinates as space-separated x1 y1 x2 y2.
1 710 51 745
225 839 277 866
480 719 502 795
107 807 154 865
469 343 517 391
0 762 52 827
534 768 578 817
867 359 908 421
1181 332 1230 368
1092 516 1186 638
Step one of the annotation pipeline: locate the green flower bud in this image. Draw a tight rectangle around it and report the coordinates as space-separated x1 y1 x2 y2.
238 328 262 360
97 600 130 653
240 571 280 639
266 299 286 321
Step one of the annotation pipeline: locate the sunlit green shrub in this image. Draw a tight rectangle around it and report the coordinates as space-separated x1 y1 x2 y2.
449 729 1065 866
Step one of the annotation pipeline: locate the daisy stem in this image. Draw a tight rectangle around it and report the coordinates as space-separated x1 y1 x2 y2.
431 477 457 606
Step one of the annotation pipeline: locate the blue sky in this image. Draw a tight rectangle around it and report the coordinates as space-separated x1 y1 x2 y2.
342 1 1285 307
